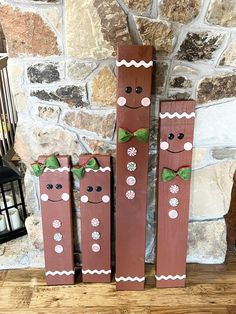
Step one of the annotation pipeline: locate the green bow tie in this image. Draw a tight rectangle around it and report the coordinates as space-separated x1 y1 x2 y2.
31 155 60 176
162 167 191 182
72 157 99 179
118 128 149 143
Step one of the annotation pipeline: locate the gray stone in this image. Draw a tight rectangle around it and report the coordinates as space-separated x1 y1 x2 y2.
172 65 198 76
160 0 201 24
63 109 116 139
37 104 61 122
152 62 169 95
212 148 236 160
31 85 88 108
219 40 236 67
25 214 44 251
24 169 39 214
67 60 97 81
197 74 236 104
177 32 224 61
170 76 192 88
190 161 235 220
194 100 236 147
123 0 151 13
168 91 191 100
81 136 116 155
187 219 227 264
207 0 236 27
27 63 60 84
134 16 175 56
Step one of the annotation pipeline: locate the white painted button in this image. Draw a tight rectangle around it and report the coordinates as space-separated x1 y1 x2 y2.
92 231 100 240
54 233 63 242
55 244 63 254
91 218 100 227
127 147 137 157
169 185 179 194
61 193 70 201
41 194 48 202
126 190 135 199
126 176 136 186
160 141 169 150
92 243 100 252
169 198 179 207
52 219 62 229
102 195 110 203
127 162 137 172
168 209 178 219
81 195 89 203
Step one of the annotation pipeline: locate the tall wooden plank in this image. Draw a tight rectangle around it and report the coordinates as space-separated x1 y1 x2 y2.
155 100 196 288
79 154 111 283
38 155 74 285
115 45 153 290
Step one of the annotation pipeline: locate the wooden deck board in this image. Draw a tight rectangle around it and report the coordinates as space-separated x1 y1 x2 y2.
0 249 235 313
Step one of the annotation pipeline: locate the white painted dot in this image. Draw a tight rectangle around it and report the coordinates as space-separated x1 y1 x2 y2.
184 142 193 151
61 193 69 201
102 195 110 203
126 176 136 186
169 185 179 194
117 96 126 106
168 210 178 219
127 162 137 172
81 195 89 203
169 198 179 207
55 244 63 254
91 218 100 227
141 97 151 107
92 231 100 240
92 243 100 252
54 233 63 242
52 219 62 229
127 147 137 157
160 141 169 150
41 194 49 202
126 190 135 199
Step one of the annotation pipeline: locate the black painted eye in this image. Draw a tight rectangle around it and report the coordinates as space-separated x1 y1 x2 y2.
136 86 143 94
47 184 53 190
125 86 132 93
96 186 102 192
55 184 62 190
178 133 185 140
168 133 175 140
87 186 93 192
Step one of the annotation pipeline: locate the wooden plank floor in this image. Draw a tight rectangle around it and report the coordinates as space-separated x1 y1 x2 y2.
0 248 236 314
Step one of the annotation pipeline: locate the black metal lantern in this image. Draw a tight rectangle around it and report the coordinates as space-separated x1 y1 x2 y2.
0 157 27 244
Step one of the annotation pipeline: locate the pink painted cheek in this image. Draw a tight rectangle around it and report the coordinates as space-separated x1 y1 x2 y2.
141 97 150 107
81 195 89 203
184 142 193 151
102 195 110 203
61 193 69 201
160 141 169 150
117 97 126 106
41 194 49 202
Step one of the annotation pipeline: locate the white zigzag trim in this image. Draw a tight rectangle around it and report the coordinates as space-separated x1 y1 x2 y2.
116 60 153 68
44 167 70 173
46 270 74 276
115 276 145 282
155 274 186 281
82 269 111 275
85 166 111 173
160 112 195 119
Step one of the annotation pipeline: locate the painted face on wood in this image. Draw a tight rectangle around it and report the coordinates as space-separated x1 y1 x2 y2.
80 171 110 205
40 172 70 203
117 61 152 111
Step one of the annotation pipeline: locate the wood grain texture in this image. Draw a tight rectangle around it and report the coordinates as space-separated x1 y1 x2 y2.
79 154 111 283
0 249 236 313
116 45 153 291
156 100 196 288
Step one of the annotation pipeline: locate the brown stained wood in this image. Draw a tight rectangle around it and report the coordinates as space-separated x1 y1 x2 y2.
116 45 153 291
0 249 236 312
156 100 196 288
225 172 236 246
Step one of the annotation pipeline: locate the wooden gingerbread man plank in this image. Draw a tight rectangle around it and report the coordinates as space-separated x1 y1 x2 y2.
32 155 74 285
155 100 196 288
116 45 153 290
72 154 111 283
